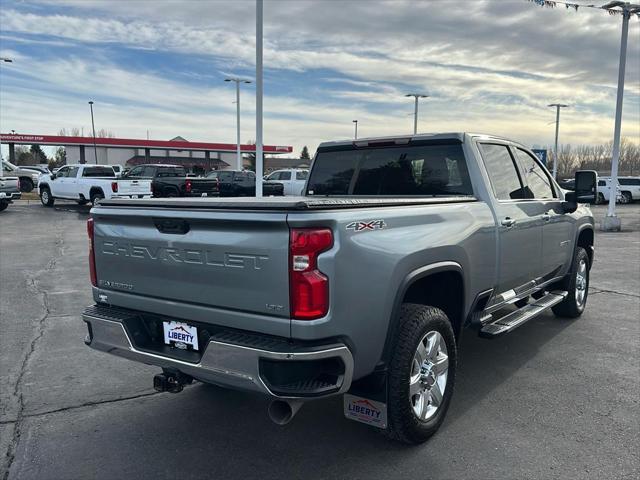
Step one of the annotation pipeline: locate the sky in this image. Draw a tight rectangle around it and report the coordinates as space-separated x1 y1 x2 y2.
0 0 639 159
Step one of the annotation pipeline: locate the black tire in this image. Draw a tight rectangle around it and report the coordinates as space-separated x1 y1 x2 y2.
552 247 590 318
384 304 457 444
597 193 605 204
90 192 105 206
39 187 54 207
19 177 34 193
621 192 632 204
0 202 8 212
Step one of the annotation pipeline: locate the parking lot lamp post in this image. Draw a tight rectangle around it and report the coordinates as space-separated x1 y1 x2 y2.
353 120 358 139
225 78 252 170
548 103 568 180
0 58 14 177
405 93 428 135
255 0 264 197
88 101 98 164
601 1 640 231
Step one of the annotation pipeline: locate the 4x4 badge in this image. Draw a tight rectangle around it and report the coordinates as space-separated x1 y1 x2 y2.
346 220 386 232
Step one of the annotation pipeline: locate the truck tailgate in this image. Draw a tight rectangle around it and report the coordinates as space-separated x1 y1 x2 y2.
117 179 152 196
92 206 290 318
188 178 219 196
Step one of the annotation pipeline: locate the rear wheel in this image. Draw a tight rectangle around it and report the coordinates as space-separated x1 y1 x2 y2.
19 177 34 193
40 187 54 207
597 193 605 204
384 304 456 444
90 192 104 206
621 192 632 204
0 202 8 212
552 247 589 318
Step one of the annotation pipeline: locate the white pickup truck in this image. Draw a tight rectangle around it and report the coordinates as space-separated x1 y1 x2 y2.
264 168 309 195
38 164 152 207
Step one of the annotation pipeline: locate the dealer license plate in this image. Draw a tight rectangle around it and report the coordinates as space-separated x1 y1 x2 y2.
163 321 199 351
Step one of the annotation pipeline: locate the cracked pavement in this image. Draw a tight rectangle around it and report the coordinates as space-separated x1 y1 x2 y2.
1 202 638 480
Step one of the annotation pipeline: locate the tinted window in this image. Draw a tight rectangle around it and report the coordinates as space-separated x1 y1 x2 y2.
82 166 114 177
307 143 473 196
479 144 525 200
127 166 144 177
619 178 640 186
296 171 308 181
157 167 185 177
67 167 79 178
206 171 218 179
56 167 70 178
279 171 291 180
514 148 556 199
217 172 233 182
598 180 606 186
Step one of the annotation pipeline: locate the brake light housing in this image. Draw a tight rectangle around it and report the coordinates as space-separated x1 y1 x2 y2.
289 228 333 320
111 181 118 193
87 218 97 287
185 179 192 194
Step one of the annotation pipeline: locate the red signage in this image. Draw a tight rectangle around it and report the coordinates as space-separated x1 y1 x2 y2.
0 134 292 154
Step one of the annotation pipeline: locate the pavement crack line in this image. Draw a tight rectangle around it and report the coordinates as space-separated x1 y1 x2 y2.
2 225 65 480
590 288 640 299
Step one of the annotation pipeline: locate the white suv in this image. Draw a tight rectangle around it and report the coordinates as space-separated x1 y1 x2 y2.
618 177 640 203
264 169 309 196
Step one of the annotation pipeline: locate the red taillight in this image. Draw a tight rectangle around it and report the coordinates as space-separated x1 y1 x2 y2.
111 181 118 193
87 218 97 287
289 228 333 320
185 179 192 194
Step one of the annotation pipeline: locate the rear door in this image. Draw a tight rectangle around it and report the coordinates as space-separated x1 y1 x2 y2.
512 147 573 280
93 208 291 319
478 142 543 294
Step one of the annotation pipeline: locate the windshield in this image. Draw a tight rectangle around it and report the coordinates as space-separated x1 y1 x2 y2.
306 142 473 196
2 160 17 171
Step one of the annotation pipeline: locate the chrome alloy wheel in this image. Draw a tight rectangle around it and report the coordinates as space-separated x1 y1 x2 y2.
409 330 449 421
575 258 588 307
41 190 49 203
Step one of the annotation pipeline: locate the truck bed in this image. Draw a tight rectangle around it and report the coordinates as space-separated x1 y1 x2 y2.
98 195 477 210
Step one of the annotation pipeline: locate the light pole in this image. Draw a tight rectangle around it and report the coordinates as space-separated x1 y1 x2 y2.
353 120 358 139
0 57 13 176
225 77 252 170
255 0 264 198
548 103 568 180
601 1 639 231
405 93 428 135
88 101 98 164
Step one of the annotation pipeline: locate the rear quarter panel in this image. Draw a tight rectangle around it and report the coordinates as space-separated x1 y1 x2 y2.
287 201 496 379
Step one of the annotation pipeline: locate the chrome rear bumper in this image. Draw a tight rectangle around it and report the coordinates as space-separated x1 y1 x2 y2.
83 305 353 399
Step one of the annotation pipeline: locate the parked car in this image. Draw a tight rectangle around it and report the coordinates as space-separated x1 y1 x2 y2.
597 178 624 204
1 160 41 192
38 164 152 207
207 170 284 196
264 169 309 195
618 176 640 203
83 132 595 444
0 176 21 211
124 164 219 198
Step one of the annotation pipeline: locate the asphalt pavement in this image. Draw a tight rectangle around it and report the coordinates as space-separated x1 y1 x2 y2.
1 201 638 480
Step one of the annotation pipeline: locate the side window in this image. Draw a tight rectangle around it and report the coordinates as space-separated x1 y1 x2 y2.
268 172 281 180
142 166 157 177
296 171 308 181
598 180 606 187
479 143 525 201
279 171 292 180
127 166 144 177
514 148 556 199
56 167 69 178
67 167 79 178
619 178 640 186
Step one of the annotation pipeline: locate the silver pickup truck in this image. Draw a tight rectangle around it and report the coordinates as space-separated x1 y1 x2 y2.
82 133 596 444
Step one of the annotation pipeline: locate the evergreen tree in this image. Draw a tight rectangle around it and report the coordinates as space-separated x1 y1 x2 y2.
300 146 311 160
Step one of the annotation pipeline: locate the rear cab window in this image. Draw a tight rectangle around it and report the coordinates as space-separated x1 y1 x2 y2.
82 167 115 178
306 141 474 197
156 167 186 178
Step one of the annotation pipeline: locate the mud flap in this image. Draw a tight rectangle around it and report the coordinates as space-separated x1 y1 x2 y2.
343 369 388 429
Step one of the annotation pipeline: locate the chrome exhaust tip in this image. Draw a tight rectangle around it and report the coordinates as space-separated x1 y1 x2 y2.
268 399 303 425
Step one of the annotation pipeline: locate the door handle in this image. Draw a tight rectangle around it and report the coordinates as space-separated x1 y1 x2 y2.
542 214 551 222
501 217 517 227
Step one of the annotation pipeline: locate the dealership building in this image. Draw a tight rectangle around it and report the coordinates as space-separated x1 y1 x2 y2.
0 133 296 172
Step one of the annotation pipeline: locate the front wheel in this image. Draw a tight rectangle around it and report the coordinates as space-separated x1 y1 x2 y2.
384 304 456 444
0 202 8 212
552 247 590 318
621 192 632 204
40 187 55 207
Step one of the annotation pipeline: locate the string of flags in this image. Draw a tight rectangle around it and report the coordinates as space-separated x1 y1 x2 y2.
527 0 640 17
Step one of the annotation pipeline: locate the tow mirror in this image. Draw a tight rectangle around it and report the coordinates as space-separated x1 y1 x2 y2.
563 170 597 213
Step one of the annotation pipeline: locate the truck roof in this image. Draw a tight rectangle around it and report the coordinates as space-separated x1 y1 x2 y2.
317 132 527 149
